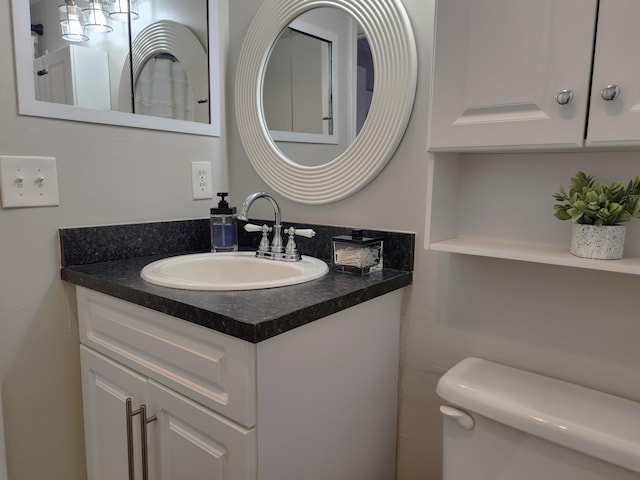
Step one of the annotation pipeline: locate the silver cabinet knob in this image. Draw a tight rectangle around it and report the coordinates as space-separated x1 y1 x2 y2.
556 89 574 105
600 84 620 101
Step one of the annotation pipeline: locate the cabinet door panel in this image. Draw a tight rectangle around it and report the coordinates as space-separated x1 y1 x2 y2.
80 346 148 480
148 380 256 480
586 0 640 146
428 0 597 151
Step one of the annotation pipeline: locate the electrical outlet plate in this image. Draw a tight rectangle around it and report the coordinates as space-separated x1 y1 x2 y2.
191 161 213 200
0 155 59 208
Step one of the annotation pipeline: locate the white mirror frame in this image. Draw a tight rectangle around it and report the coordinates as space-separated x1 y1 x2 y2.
10 0 222 136
236 0 417 204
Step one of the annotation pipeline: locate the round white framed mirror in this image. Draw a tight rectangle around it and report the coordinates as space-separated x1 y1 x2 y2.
235 0 417 204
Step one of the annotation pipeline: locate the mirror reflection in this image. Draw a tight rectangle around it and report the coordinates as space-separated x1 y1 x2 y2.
23 0 216 132
261 8 374 167
264 27 334 136
135 54 195 121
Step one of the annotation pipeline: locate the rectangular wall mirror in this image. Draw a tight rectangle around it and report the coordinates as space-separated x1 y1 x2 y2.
11 0 222 136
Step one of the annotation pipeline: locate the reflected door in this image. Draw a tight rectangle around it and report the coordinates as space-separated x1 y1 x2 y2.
34 44 110 109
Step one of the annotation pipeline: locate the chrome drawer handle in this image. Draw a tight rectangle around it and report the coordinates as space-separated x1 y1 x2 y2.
600 84 620 101
555 89 573 105
139 404 157 480
126 398 157 480
126 398 136 480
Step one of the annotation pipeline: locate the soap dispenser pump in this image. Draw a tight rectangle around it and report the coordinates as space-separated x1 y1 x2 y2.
210 192 238 252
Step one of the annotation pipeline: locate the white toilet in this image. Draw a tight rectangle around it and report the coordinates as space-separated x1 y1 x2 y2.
437 357 640 480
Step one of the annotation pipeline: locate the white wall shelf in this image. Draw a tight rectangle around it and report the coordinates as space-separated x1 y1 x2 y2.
430 237 640 275
425 0 640 276
425 152 640 276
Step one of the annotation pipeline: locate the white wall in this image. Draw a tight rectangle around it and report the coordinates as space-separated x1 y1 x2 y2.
228 1 640 480
0 1 228 479
4 0 640 479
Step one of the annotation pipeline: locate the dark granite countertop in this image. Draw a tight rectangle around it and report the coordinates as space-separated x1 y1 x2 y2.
60 219 414 343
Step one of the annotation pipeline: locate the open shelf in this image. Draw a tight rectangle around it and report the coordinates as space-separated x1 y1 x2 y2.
425 152 640 276
430 237 640 275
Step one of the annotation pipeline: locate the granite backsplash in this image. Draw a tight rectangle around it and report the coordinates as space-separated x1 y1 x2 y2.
60 218 415 271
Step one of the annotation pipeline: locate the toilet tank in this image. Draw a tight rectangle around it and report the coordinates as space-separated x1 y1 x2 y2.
437 358 640 480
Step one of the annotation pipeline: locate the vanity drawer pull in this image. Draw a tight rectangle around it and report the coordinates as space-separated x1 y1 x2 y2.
126 399 156 480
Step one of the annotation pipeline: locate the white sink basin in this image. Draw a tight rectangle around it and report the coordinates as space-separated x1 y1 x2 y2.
141 251 329 291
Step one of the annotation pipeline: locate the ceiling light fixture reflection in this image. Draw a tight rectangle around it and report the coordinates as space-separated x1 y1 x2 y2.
59 0 89 42
81 0 113 33
109 0 140 22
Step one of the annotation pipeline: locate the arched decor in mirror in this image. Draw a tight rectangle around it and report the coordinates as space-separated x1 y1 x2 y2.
236 0 417 204
117 20 210 123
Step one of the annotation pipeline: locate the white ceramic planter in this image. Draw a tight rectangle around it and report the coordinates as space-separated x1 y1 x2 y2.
570 224 626 260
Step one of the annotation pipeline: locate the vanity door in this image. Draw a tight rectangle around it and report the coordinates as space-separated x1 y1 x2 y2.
80 346 148 480
81 346 256 480
147 381 256 480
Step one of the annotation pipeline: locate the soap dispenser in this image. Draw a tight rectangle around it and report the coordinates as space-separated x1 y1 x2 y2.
210 192 238 252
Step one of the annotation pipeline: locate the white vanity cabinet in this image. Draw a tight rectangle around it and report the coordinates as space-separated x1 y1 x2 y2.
428 0 640 151
78 287 256 480
34 45 110 110
76 286 402 480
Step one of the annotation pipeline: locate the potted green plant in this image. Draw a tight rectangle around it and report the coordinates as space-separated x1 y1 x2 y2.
553 171 640 259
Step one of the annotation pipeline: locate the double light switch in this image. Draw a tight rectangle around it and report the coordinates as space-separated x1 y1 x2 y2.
0 155 59 208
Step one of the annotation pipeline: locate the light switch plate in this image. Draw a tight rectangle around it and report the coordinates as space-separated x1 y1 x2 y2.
0 156 59 208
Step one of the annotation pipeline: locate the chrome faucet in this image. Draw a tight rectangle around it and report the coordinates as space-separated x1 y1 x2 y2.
238 192 316 262
238 192 284 253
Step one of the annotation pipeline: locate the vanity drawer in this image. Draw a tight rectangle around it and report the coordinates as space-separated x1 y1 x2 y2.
76 287 256 428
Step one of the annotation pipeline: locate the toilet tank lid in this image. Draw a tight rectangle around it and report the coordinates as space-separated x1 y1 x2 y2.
437 357 640 474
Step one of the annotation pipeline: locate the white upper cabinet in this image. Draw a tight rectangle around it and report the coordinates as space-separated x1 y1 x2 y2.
586 0 640 147
425 0 640 274
428 0 640 151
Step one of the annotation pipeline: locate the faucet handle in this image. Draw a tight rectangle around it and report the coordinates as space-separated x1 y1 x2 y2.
287 227 316 238
284 227 316 259
244 223 263 233
245 223 271 252
244 223 262 232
